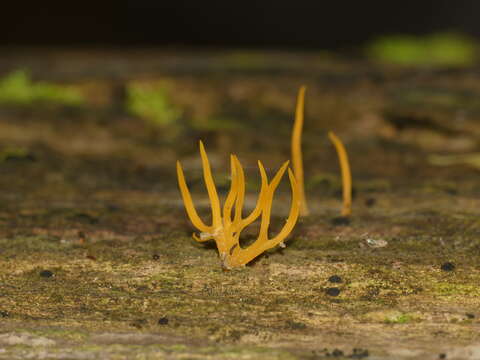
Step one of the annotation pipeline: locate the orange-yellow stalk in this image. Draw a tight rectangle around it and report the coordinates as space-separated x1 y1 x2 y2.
328 131 352 217
177 141 300 269
291 85 309 216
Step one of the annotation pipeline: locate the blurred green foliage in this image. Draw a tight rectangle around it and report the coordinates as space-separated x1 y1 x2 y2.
126 83 182 126
367 32 477 66
0 147 31 162
384 313 414 324
0 70 84 105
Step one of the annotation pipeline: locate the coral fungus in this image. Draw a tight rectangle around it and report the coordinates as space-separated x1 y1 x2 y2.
291 86 352 217
177 141 300 269
291 86 309 216
328 131 352 217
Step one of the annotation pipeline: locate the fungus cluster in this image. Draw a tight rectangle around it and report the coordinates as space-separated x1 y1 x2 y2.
177 87 352 268
177 141 300 269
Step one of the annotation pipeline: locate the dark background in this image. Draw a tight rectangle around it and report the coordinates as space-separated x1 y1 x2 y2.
1 1 480 49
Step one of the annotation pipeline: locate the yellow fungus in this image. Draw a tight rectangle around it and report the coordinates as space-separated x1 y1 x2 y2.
328 131 352 217
177 141 300 268
291 85 309 216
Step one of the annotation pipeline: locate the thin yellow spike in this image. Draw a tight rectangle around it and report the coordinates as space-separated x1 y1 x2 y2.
223 155 238 229
176 161 211 233
291 86 309 216
199 141 222 228
238 160 268 229
258 161 290 241
232 155 245 224
268 168 300 245
328 131 352 217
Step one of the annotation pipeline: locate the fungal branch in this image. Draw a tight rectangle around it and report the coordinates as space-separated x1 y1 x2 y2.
328 131 352 217
291 86 309 216
290 86 353 217
177 141 300 269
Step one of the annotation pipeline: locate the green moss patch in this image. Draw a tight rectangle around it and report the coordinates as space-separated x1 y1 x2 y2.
0 70 84 106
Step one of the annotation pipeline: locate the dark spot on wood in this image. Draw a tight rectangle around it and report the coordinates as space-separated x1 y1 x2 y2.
326 287 341 296
40 270 54 278
328 275 343 283
158 317 169 325
441 262 455 271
